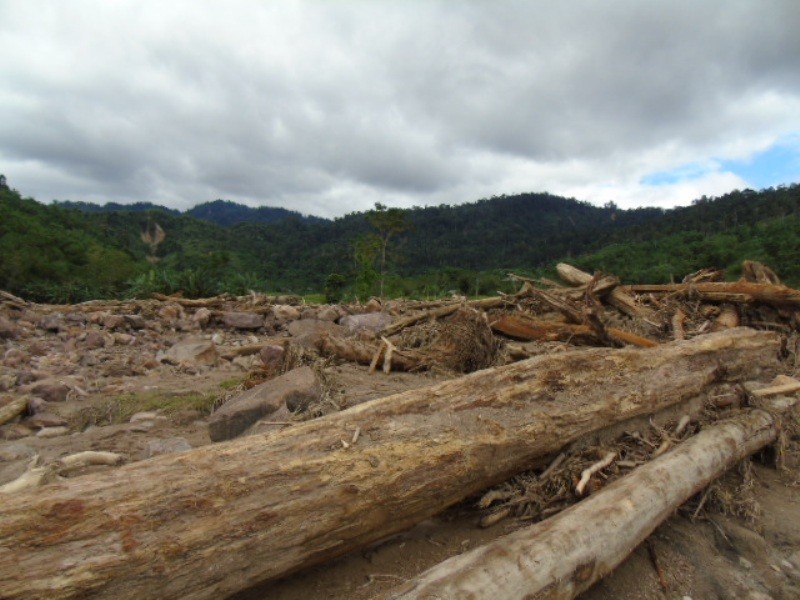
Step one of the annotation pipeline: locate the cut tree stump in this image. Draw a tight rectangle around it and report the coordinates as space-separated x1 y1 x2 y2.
0 329 779 600
389 405 790 599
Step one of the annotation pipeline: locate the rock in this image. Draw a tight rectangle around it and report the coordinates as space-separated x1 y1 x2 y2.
145 437 192 457
208 366 321 442
83 331 107 349
160 338 218 366
192 308 212 326
317 306 340 322
114 333 135 345
158 304 184 321
38 313 63 332
30 382 70 403
0 424 33 441
26 396 48 414
102 314 126 330
287 319 346 350
123 314 146 329
36 426 69 438
300 308 317 320
738 556 753 570
26 412 67 429
0 316 19 339
273 305 301 323
64 312 87 324
3 348 29 368
211 333 225 345
221 312 264 330
259 345 285 371
129 411 161 423
27 341 50 356
170 409 202 426
0 443 36 462
339 312 393 335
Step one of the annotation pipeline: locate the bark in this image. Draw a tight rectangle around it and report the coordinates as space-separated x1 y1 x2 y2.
317 334 422 371
623 281 800 308
0 329 779 600
381 296 513 337
390 407 784 600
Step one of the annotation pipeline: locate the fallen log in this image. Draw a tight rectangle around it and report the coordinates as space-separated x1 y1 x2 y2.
0 329 778 599
556 263 654 321
623 281 800 308
381 296 514 337
389 406 787 599
491 314 658 348
0 395 28 427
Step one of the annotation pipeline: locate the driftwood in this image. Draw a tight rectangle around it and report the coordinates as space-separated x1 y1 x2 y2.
624 281 800 308
0 396 28 427
317 334 422 371
390 406 788 599
381 296 515 337
0 329 778 599
491 314 658 348
556 263 653 321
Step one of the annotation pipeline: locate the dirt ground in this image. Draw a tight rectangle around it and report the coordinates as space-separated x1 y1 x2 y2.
1 297 799 599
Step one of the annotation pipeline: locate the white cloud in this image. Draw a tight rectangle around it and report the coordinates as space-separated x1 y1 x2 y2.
0 0 798 217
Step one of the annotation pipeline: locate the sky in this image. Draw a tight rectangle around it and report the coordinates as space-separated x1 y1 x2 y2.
1 1 799 219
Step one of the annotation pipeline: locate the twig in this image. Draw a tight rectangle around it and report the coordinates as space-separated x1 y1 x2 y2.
646 539 669 592
575 451 616 496
351 427 361 445
539 453 566 480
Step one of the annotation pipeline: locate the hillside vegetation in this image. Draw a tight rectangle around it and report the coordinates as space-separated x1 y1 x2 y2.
2 176 799 302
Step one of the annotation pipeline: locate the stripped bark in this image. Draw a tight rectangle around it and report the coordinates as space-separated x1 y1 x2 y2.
0 329 779 600
390 407 787 600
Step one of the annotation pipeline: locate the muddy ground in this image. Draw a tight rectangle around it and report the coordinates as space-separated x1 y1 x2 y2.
1 296 799 599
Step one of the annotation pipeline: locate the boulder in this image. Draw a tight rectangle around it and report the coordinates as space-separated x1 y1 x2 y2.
364 298 382 313
221 312 264 330
287 319 346 349
26 412 68 429
30 382 70 403
208 366 321 442
83 331 106 349
339 312 393 335
160 338 218 366
38 313 63 332
273 305 301 323
192 307 212 326
64 312 87 324
259 345 285 371
317 306 340 322
0 316 19 339
102 315 126 330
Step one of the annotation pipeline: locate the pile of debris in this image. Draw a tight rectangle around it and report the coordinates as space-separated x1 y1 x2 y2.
0 261 799 599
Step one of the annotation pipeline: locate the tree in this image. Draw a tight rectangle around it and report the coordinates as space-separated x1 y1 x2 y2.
352 234 381 301
365 203 410 298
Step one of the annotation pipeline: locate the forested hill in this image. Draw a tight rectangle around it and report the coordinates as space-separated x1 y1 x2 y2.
55 198 323 227
3 177 800 302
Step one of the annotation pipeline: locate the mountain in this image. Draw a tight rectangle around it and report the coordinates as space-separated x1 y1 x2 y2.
54 198 326 227
4 175 800 302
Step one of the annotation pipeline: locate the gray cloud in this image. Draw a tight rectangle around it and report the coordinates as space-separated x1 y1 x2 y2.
0 0 798 217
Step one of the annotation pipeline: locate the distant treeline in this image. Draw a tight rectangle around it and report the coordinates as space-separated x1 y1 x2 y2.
1 175 799 303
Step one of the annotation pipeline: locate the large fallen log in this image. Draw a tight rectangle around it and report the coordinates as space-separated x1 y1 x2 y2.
624 281 800 307
556 262 655 321
389 404 791 599
491 314 658 348
0 329 778 599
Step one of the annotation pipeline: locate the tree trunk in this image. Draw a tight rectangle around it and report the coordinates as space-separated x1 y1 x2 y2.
389 407 785 599
0 329 778 600
556 262 653 320
623 281 800 307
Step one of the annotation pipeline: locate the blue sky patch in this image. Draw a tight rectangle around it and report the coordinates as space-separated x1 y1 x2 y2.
641 134 800 189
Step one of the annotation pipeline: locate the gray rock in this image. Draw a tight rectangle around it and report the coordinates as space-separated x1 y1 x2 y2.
25 412 67 429
0 442 36 461
30 382 70 403
221 312 264 330
208 366 321 441
317 306 340 322
0 316 19 339
38 313 63 332
339 312 393 335
146 437 192 457
123 314 146 329
287 319 346 349
64 311 87 324
26 396 48 414
273 305 301 323
160 338 218 366
83 331 106 349
192 307 212 326
259 345 285 371
103 315 126 330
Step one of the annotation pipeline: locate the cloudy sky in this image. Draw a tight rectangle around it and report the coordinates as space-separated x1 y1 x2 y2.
1 1 798 218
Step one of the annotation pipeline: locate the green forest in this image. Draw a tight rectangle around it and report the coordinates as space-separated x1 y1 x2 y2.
2 174 799 303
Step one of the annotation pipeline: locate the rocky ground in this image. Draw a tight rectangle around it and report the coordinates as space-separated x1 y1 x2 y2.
1 290 799 599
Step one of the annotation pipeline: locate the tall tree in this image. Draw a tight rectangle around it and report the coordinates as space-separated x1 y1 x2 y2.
366 202 410 298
